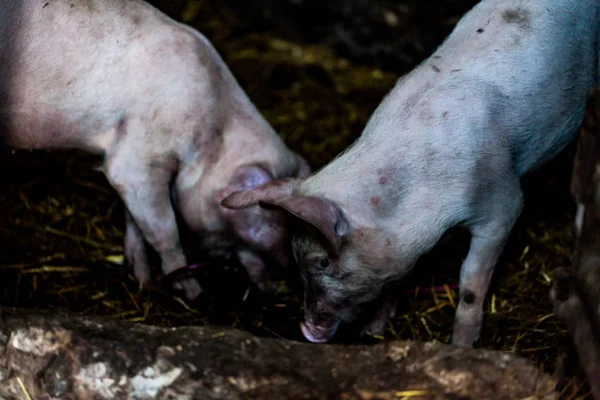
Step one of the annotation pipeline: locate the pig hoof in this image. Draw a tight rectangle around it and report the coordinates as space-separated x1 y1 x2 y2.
451 330 477 348
173 278 203 300
452 339 474 348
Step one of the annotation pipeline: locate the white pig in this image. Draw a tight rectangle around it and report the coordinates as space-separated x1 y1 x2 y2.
222 0 600 346
0 0 310 300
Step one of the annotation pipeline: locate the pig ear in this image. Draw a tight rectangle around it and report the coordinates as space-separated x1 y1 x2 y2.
220 177 300 210
262 196 349 254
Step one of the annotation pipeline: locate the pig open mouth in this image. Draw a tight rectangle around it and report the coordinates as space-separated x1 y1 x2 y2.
300 318 341 343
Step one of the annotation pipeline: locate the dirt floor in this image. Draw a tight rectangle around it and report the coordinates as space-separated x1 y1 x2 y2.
0 0 592 398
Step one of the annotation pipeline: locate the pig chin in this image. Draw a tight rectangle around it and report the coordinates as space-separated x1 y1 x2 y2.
300 318 341 343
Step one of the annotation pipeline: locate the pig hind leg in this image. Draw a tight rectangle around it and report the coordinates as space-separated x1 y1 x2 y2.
105 149 202 300
451 178 523 347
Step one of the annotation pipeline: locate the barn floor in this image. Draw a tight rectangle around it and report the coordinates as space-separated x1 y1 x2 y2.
0 0 591 398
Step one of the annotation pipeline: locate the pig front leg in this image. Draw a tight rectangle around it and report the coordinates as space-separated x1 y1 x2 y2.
105 151 202 300
124 210 151 284
452 185 523 347
575 202 585 239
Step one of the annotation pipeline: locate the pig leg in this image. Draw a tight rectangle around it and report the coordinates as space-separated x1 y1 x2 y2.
125 212 188 291
452 185 523 347
236 248 278 294
124 210 151 284
575 203 585 239
105 152 202 300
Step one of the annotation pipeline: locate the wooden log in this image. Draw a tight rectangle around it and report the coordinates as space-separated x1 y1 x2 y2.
0 307 556 400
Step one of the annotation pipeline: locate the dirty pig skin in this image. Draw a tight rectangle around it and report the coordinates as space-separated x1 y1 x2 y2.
223 0 600 347
0 0 310 300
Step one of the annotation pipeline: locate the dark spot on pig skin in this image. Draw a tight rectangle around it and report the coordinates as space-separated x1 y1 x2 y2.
476 28 484 33
379 175 389 185
430 65 440 73
370 196 380 206
502 8 532 30
462 290 476 304
443 111 448 118
114 116 128 143
192 125 223 167
43 2 49 8
426 148 439 164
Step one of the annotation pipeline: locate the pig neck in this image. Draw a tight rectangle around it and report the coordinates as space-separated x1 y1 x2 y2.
300 163 451 268
299 73 469 267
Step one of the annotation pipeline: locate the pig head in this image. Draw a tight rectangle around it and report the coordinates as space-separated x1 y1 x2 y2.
212 160 311 292
172 113 311 293
222 180 400 342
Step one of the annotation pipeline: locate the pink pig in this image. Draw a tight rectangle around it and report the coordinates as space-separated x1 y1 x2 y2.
223 0 600 346
0 0 310 299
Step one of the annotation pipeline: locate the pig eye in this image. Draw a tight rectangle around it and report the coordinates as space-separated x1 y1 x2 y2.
305 254 333 274
316 259 330 270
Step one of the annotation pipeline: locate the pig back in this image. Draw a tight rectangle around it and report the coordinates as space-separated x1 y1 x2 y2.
431 0 600 175
1 0 232 153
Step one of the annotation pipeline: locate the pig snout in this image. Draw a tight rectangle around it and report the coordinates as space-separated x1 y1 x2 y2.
300 317 341 343
300 298 342 343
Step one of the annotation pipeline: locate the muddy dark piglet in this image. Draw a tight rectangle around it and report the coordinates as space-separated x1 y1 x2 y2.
0 0 310 300
223 0 600 346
